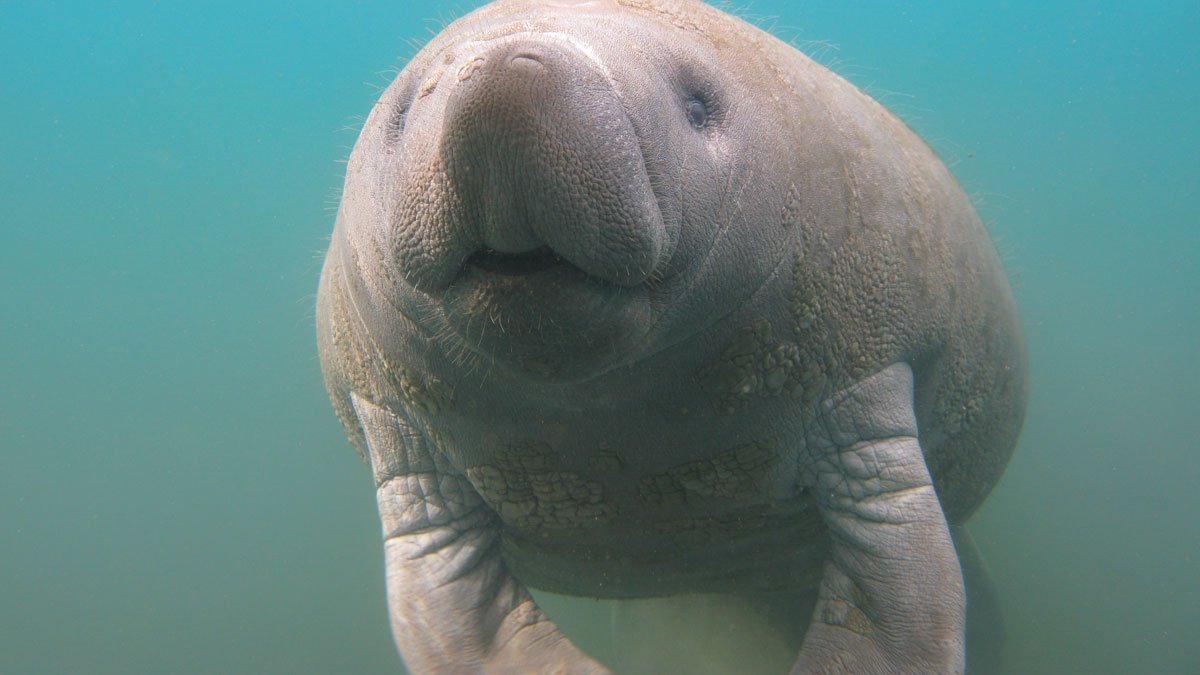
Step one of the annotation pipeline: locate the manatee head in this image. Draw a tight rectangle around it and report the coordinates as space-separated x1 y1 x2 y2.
339 0 795 381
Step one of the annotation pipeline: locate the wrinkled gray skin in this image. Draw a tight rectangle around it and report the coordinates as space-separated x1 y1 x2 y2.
317 0 1026 672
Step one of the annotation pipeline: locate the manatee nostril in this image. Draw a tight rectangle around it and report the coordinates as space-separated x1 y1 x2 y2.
509 52 546 71
457 56 486 82
543 0 619 7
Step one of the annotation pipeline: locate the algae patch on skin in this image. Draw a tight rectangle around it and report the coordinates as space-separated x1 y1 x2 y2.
466 441 614 530
694 321 806 413
639 440 780 506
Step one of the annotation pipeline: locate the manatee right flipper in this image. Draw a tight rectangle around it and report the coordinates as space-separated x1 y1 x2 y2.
792 363 966 674
351 394 609 675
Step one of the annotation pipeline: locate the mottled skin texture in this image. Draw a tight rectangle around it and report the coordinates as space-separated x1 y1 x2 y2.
316 0 1026 672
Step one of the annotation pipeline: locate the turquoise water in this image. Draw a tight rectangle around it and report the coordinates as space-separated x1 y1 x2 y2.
2 1 1196 673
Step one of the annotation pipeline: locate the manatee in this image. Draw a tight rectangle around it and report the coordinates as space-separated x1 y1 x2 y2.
316 0 1027 672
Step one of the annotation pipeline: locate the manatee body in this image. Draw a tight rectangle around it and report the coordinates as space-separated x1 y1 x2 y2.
317 0 1026 672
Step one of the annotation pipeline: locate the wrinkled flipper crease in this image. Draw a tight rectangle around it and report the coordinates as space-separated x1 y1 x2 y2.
792 363 967 674
353 393 609 674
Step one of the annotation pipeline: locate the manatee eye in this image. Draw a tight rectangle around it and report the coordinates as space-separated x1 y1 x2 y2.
686 98 709 129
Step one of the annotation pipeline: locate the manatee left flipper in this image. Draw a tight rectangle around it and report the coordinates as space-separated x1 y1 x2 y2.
792 363 966 674
352 394 610 675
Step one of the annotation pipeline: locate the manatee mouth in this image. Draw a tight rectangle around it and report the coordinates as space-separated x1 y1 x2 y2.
465 245 566 277
443 241 646 381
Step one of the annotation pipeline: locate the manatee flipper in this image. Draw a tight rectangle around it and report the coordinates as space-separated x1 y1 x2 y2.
351 394 609 674
953 527 1005 674
793 363 966 674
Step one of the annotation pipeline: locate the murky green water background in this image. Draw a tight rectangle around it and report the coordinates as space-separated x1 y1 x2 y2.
2 1 1196 672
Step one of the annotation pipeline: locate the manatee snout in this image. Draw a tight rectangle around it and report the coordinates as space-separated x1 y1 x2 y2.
397 35 669 295
367 32 690 378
